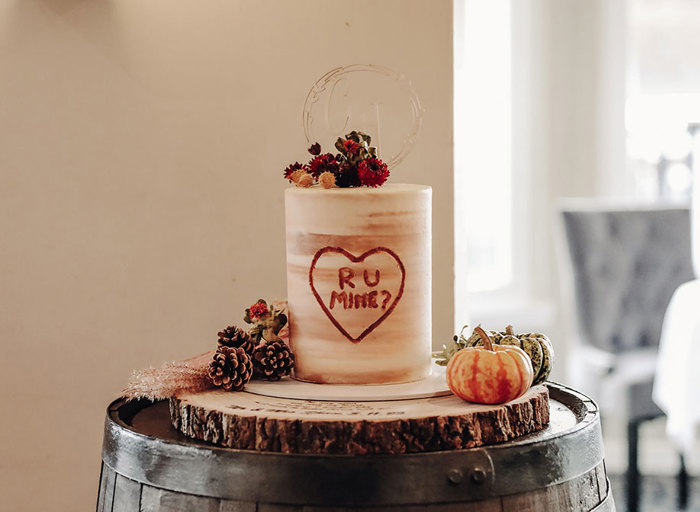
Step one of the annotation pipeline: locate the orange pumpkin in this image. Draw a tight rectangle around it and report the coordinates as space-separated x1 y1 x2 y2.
446 326 534 404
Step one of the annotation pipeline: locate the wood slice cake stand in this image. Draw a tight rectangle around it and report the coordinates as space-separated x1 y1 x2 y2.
169 381 550 454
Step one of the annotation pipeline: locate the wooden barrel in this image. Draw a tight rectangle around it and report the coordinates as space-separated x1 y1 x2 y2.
97 383 615 511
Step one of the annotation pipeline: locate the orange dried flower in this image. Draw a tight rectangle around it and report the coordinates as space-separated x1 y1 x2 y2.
319 171 336 189
296 172 314 188
283 162 306 182
289 169 306 183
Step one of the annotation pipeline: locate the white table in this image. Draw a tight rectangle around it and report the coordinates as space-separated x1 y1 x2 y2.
654 182 700 454
653 279 700 455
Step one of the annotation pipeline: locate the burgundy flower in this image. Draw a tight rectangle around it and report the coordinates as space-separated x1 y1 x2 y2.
343 139 360 155
308 143 321 156
357 158 389 187
283 162 306 182
334 162 362 188
308 153 340 178
249 302 269 319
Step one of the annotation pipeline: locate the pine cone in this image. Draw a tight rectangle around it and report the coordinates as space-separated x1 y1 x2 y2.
217 325 254 354
208 346 253 391
253 341 295 381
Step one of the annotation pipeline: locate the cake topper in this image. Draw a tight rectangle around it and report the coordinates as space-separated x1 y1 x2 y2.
283 66 422 189
302 65 423 169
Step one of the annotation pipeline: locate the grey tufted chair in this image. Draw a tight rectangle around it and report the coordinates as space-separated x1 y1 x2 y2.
559 205 695 512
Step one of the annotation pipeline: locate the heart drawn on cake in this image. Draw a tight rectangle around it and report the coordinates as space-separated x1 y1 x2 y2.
309 246 406 343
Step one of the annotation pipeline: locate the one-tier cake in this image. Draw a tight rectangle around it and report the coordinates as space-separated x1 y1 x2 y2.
285 183 431 384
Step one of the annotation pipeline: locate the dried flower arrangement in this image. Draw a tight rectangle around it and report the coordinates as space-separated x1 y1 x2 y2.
283 131 389 188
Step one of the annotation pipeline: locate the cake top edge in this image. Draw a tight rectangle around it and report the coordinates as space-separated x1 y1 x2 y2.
285 183 431 195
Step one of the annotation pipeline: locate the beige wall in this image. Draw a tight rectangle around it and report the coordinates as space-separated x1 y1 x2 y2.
0 1 453 510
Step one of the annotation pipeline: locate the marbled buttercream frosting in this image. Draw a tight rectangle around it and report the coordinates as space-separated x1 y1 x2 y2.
285 184 432 384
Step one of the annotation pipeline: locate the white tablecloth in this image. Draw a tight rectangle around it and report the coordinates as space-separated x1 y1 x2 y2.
653 278 700 454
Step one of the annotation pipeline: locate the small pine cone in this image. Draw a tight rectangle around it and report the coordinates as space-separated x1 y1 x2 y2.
208 346 253 391
253 341 295 381
217 325 254 354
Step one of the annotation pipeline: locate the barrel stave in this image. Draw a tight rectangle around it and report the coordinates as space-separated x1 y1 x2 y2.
112 473 141 512
96 462 116 512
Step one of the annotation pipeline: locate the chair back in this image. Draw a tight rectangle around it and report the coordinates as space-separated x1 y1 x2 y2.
560 206 695 353
692 179 700 275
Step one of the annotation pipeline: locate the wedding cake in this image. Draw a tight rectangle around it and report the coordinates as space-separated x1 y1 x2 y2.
286 184 431 384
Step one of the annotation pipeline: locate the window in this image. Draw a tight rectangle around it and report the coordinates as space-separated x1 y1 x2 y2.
626 0 700 201
454 0 513 293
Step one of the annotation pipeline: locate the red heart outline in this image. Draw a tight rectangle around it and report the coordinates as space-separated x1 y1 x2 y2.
308 246 406 343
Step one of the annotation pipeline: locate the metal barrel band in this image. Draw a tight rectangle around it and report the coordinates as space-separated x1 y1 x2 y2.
102 383 605 507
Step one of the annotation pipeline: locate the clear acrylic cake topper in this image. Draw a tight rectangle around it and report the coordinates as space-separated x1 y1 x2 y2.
303 64 423 169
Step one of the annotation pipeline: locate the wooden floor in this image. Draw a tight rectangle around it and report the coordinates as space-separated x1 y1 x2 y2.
608 475 698 512
601 415 698 511
602 416 699 476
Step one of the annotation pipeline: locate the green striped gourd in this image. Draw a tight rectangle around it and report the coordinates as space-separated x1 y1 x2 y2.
464 325 553 386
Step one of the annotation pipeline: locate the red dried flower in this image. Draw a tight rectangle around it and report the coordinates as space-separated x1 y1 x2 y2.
308 153 340 178
249 302 269 319
284 162 306 182
308 143 321 156
357 158 389 187
343 139 360 155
